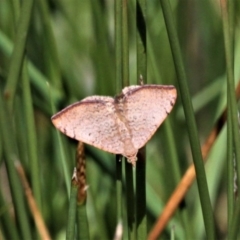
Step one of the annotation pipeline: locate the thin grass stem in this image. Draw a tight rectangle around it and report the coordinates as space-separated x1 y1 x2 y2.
135 0 147 239
220 1 240 237
0 92 32 239
0 31 63 105
21 60 42 210
49 83 71 196
125 161 136 239
122 0 136 238
160 0 215 238
122 0 129 87
226 0 234 233
115 0 123 232
4 0 34 109
36 0 61 88
66 173 78 240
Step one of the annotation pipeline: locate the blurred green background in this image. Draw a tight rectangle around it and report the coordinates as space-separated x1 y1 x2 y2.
0 0 240 239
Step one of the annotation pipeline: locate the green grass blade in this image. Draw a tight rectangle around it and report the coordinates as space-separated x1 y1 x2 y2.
21 61 42 210
136 0 146 81
90 0 114 95
229 198 240 239
122 0 129 87
115 0 123 93
49 84 71 196
135 0 147 238
36 0 62 88
160 0 215 238
122 0 136 238
116 155 123 232
66 176 78 240
0 31 63 105
226 0 234 233
220 1 240 238
76 202 89 240
220 0 240 189
125 161 136 239
0 92 32 239
135 148 147 239
227 91 234 232
148 24 191 238
4 0 34 109
115 0 123 234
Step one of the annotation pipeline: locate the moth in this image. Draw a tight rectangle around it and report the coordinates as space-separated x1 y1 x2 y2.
51 85 177 165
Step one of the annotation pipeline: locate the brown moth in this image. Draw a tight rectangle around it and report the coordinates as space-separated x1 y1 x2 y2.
51 85 177 165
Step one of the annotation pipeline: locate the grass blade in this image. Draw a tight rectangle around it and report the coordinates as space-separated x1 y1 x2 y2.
136 0 147 238
159 0 215 238
115 0 123 234
66 174 78 240
4 0 34 109
0 92 32 239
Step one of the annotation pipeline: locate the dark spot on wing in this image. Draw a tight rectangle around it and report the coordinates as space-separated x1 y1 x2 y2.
164 107 170 115
170 100 175 106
